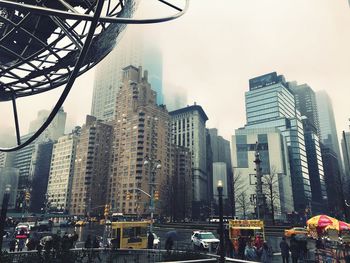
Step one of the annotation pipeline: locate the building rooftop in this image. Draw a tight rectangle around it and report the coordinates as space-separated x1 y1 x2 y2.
169 104 209 121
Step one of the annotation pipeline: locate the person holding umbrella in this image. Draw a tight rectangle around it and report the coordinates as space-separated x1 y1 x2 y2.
165 230 179 251
147 231 154 249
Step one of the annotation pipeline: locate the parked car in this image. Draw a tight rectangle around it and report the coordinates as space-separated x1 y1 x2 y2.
284 227 308 238
191 231 219 251
37 220 52 231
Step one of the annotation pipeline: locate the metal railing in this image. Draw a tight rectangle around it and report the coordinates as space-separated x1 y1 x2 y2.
0 248 264 263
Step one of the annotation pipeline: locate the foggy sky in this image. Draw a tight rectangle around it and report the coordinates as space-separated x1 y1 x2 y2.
1 0 350 145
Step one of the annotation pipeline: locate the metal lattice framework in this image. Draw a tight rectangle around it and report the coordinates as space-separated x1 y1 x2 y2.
0 0 188 151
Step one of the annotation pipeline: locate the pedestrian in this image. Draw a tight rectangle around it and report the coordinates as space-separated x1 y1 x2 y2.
238 236 246 259
9 238 17 252
290 234 300 263
299 238 307 261
244 241 258 261
26 238 36 251
165 236 174 251
261 241 272 263
147 231 154 249
17 238 25 252
85 234 92 249
233 238 239 258
93 236 100 248
225 232 234 258
61 232 70 250
280 236 290 263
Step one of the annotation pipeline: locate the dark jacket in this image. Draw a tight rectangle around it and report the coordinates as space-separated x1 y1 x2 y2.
280 239 290 256
289 238 300 258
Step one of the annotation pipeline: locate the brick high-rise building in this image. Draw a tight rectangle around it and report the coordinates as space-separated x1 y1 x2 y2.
109 65 171 216
69 116 113 216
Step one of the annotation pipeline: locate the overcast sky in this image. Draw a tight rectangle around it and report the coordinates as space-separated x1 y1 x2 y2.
1 0 350 144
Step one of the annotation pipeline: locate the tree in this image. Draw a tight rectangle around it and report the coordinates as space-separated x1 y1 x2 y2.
262 167 280 225
236 192 249 219
233 170 250 218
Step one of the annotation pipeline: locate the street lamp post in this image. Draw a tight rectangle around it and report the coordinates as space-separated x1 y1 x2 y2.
144 156 161 233
217 180 225 263
0 185 11 252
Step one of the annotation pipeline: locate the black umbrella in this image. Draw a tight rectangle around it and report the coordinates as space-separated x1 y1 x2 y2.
165 230 180 241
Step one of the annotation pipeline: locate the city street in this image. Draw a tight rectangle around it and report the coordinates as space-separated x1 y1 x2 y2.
2 222 319 263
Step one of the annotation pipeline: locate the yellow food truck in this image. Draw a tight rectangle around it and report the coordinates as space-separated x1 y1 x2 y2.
228 219 265 241
109 220 150 249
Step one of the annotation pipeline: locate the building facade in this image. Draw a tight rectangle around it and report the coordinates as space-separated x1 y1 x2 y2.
321 144 345 219
342 130 350 199
70 116 113 216
290 83 320 135
170 104 209 217
316 91 342 166
244 72 310 212
28 141 54 213
0 167 19 209
231 127 294 219
170 145 192 221
91 28 163 122
208 128 233 215
109 66 171 216
290 84 327 213
47 130 80 212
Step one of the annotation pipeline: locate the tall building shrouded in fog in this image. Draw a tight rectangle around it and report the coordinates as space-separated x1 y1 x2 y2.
91 28 163 122
244 72 311 212
109 66 171 216
170 104 209 218
290 83 327 213
316 91 342 165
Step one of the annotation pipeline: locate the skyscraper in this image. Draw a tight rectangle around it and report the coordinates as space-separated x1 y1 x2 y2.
290 83 327 213
28 107 67 141
169 104 209 218
109 66 171 216
208 128 233 215
47 129 80 212
316 91 342 164
341 130 350 199
70 116 113 216
290 83 320 135
244 72 311 212
91 28 163 121
28 140 54 213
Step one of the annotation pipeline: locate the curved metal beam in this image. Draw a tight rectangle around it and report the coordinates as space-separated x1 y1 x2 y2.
0 0 189 24
0 0 105 152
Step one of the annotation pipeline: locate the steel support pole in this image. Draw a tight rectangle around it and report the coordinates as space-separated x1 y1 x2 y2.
0 186 11 252
217 182 225 263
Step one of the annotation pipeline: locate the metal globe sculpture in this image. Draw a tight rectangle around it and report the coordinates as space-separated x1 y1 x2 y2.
0 0 188 151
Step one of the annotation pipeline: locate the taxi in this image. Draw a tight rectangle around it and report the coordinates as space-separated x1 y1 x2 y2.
284 227 308 237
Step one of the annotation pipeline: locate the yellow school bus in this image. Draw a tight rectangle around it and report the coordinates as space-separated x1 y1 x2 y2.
228 220 265 241
110 220 150 249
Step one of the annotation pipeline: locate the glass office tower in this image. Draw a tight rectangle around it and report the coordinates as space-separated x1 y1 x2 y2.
244 72 311 212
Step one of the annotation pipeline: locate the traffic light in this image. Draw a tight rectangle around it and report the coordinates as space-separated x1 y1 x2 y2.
126 192 131 201
154 190 159 200
25 192 30 202
104 204 110 217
